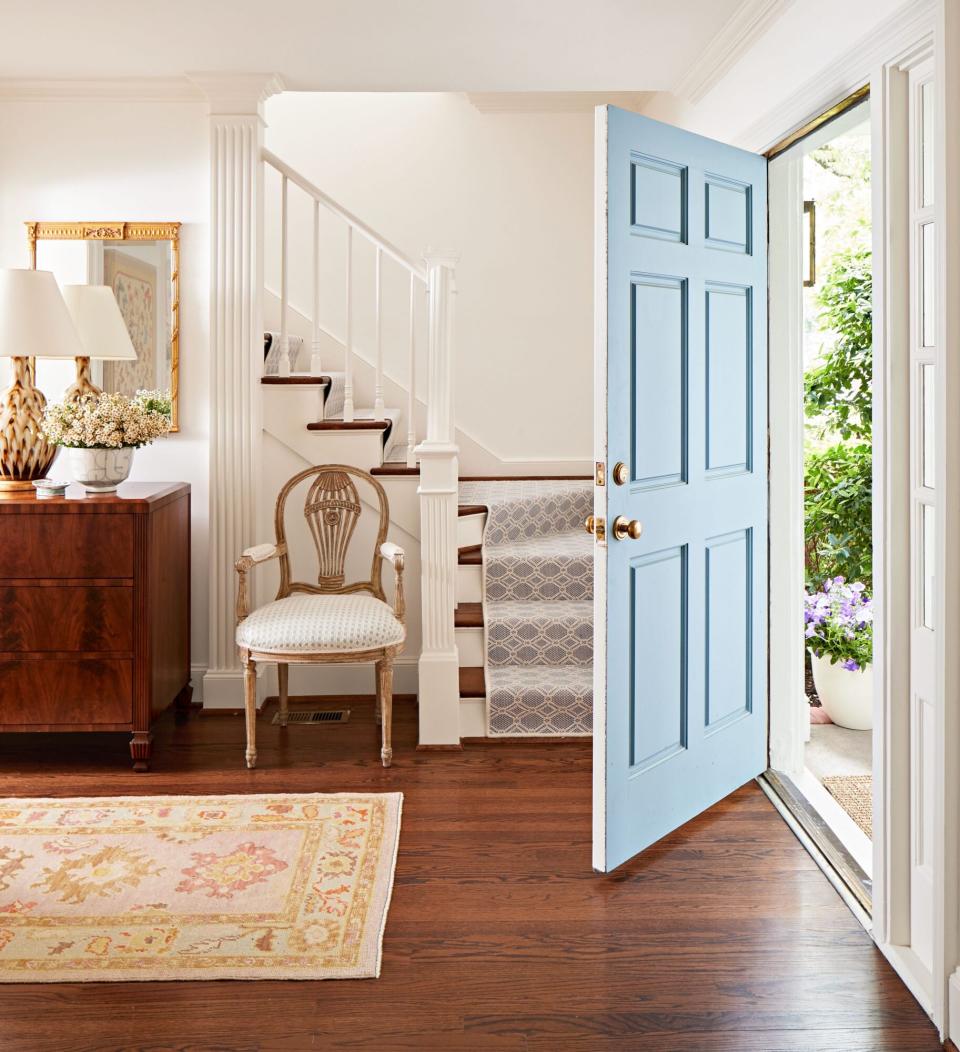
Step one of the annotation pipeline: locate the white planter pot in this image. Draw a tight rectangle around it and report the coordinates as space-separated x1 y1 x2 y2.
810 651 873 730
69 446 135 494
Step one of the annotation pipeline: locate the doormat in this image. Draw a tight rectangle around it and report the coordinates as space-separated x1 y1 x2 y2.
0 792 401 982
822 775 872 839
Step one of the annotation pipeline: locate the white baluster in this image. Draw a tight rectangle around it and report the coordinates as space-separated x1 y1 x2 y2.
406 273 417 467
416 251 460 746
310 198 323 376
374 246 385 420
343 225 355 422
278 174 290 377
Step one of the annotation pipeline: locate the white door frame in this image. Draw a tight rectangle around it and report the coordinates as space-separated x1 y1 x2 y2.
761 0 960 1036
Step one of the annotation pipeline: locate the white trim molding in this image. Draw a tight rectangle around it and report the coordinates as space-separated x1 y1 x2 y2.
465 92 653 114
0 76 204 101
737 0 936 151
934 0 960 1037
198 73 282 710
673 0 795 105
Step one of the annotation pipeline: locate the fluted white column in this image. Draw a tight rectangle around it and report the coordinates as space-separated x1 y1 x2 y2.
415 252 460 745
191 73 282 708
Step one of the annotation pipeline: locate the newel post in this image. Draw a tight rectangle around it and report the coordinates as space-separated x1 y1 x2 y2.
415 252 461 746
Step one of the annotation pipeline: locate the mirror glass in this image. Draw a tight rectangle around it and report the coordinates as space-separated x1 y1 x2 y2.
30 224 180 431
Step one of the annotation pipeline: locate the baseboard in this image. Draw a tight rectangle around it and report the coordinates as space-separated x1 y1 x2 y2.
949 969 960 1046
201 659 419 710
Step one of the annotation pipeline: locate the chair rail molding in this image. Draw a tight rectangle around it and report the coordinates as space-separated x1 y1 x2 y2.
193 71 284 708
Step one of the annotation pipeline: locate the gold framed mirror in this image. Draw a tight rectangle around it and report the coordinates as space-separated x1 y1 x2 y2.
26 221 181 432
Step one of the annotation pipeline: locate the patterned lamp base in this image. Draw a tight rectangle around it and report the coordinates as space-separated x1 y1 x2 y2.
63 356 102 403
0 357 56 491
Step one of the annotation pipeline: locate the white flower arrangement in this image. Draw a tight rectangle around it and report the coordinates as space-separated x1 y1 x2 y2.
41 390 172 450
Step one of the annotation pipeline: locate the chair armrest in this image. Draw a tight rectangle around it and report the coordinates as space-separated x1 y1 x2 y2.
235 542 286 624
379 542 406 624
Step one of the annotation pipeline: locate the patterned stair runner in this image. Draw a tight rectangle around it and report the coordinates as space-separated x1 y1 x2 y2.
459 480 593 736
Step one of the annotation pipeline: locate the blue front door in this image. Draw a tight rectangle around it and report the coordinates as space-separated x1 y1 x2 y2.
593 106 768 872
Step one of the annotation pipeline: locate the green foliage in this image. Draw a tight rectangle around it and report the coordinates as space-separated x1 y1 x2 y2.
804 442 872 590
804 248 873 441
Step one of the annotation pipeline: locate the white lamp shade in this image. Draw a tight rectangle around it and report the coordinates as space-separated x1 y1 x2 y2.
62 285 138 362
0 269 85 360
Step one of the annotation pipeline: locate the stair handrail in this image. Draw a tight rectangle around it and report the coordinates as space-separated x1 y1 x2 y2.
263 149 427 280
263 147 428 427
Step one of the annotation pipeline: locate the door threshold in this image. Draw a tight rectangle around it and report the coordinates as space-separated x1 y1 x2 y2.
760 770 872 915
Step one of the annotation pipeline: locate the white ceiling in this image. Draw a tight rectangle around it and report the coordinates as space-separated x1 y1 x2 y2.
0 0 745 93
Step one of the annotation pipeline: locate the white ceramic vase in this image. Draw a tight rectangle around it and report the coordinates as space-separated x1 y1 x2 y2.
810 651 873 730
69 446 135 494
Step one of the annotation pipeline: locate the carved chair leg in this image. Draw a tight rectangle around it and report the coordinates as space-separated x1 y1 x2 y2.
374 660 383 726
278 662 289 727
244 656 258 769
379 659 393 768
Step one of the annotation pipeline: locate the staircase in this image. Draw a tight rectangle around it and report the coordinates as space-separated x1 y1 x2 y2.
456 480 594 737
260 146 594 744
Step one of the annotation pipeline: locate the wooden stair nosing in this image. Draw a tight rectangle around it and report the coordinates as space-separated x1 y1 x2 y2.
459 666 486 697
371 465 420 476
307 419 392 432
261 375 332 386
454 603 484 628
458 504 487 517
458 544 482 566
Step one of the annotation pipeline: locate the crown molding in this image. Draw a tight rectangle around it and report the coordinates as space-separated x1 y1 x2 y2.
672 0 795 104
736 0 935 152
465 92 654 114
186 72 285 115
0 76 203 101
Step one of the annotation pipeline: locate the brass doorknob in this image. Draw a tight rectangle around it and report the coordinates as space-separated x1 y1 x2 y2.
584 515 605 540
612 516 643 541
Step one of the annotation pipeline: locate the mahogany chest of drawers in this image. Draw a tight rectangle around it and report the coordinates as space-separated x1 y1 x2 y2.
0 482 190 770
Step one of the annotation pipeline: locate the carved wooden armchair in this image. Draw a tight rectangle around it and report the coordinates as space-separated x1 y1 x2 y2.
235 464 405 769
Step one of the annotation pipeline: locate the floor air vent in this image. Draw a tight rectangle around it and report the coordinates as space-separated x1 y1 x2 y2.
271 709 351 726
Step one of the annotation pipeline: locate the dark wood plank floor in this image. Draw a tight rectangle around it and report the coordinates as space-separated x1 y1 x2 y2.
0 699 943 1051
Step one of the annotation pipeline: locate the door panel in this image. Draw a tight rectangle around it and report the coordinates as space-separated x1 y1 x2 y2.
594 106 768 872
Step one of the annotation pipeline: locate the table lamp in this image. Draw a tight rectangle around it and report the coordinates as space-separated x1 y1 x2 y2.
61 285 138 401
0 269 86 490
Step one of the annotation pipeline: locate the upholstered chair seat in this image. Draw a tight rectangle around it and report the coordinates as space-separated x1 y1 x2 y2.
236 593 405 654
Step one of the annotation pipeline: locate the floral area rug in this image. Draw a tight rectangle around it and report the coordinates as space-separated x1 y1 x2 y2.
0 792 402 982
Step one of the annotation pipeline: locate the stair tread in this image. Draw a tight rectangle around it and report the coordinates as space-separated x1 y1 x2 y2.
371 465 419 476
458 544 483 566
459 666 486 697
458 504 487 517
261 374 332 386
454 603 484 628
307 419 392 432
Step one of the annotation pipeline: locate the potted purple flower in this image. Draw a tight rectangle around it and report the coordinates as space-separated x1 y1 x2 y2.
804 577 873 730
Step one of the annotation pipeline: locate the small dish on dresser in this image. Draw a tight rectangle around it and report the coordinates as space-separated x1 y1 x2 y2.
32 479 68 498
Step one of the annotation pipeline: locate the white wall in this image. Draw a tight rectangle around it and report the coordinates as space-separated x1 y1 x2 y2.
0 98 211 675
263 92 594 467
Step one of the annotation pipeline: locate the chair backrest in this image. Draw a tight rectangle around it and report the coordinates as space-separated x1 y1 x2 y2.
273 464 390 601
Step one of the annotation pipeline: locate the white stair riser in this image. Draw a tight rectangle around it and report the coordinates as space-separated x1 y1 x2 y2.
459 697 487 737
457 511 485 548
455 626 484 667
262 383 329 424
457 564 483 604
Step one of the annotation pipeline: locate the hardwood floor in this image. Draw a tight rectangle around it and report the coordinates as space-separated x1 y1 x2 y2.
0 699 944 1051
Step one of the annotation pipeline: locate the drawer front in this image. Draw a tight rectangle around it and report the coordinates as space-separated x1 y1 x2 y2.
0 658 132 726
0 514 133 579
0 585 133 652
